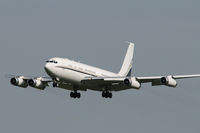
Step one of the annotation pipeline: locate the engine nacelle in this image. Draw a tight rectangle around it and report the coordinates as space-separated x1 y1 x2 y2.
10 77 28 88
161 75 177 87
28 79 46 90
124 77 141 89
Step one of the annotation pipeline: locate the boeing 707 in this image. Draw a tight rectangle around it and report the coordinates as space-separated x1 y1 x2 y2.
7 42 200 98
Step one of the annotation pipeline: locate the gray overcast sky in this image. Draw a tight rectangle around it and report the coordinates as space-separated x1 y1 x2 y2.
1 0 200 133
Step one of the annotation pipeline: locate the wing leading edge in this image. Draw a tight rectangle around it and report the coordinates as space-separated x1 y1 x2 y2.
137 74 200 82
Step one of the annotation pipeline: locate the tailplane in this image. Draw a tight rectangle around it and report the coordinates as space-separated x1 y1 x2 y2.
118 42 134 77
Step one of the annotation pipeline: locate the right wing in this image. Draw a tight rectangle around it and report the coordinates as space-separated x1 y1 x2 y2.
6 74 52 90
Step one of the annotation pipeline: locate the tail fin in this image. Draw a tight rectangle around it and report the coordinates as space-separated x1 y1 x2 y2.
118 42 134 77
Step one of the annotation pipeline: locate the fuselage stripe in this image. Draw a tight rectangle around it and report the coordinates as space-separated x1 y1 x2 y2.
56 66 98 77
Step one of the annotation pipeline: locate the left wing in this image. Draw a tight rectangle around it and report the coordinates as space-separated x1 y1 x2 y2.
81 74 200 89
136 74 200 87
7 74 52 90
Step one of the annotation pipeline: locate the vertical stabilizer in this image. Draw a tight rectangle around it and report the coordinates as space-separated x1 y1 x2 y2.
118 42 134 77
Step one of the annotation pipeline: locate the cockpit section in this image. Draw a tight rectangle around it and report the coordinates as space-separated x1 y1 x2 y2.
46 60 58 64
45 59 59 77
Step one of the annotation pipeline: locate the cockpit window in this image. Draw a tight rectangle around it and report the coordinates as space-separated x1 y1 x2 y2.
46 60 58 64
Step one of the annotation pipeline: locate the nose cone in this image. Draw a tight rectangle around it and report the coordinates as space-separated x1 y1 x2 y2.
44 63 51 74
44 63 57 77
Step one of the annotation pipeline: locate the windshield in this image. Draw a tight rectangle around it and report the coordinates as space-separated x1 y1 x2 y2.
46 60 58 64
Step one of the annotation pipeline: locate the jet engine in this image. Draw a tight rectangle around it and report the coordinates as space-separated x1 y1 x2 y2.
28 79 46 90
161 75 177 87
124 77 141 89
10 77 28 88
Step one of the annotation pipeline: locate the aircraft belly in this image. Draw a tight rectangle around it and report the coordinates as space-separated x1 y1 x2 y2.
57 82 87 91
85 84 132 91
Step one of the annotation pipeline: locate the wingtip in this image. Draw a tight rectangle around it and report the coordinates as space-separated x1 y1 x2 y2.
4 74 15 78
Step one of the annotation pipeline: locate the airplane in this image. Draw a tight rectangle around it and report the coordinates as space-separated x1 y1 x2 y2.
7 42 200 98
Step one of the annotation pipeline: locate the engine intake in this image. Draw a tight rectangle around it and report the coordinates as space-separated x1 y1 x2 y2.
124 77 141 89
28 79 46 90
28 79 36 86
161 77 167 84
161 76 177 87
124 78 130 85
10 77 28 88
10 78 17 85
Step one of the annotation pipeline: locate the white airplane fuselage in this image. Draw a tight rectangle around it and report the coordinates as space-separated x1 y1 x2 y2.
44 57 127 91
